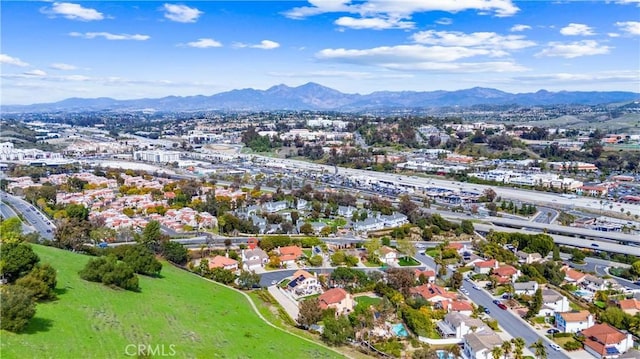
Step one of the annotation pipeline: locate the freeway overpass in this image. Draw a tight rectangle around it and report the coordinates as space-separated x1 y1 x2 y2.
484 217 639 245
474 223 640 255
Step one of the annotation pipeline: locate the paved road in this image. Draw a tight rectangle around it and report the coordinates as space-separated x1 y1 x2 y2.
1 192 55 240
0 200 35 234
462 279 570 359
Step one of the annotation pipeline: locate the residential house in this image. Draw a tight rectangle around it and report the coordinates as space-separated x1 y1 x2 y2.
516 251 543 264
563 267 587 284
287 270 321 296
491 265 520 284
473 259 498 274
318 288 354 316
513 281 539 296
250 215 268 234
378 246 398 265
410 283 458 303
207 255 239 272
583 275 610 292
353 217 384 232
555 310 595 333
463 329 503 359
264 200 288 213
437 312 488 339
278 246 304 267
539 288 570 317
296 198 308 210
337 205 356 217
414 269 436 284
241 248 269 271
618 299 640 316
380 212 409 227
439 300 474 316
580 323 633 359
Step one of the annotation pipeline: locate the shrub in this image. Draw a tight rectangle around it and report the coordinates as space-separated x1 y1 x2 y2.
0 285 36 332
79 256 139 291
563 340 582 351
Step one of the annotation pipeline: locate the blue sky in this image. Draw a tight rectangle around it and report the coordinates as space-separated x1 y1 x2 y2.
1 1 639 105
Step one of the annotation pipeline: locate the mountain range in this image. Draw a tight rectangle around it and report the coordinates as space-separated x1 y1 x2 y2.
3 83 639 113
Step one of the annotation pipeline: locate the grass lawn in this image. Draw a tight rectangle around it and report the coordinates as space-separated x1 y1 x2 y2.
355 296 382 307
398 257 420 266
303 249 312 258
425 249 439 258
1 245 343 359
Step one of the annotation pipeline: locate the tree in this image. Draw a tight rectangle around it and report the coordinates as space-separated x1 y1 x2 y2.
0 242 40 283
364 238 382 259
0 285 36 332
386 268 415 295
483 188 497 202
412 348 438 359
308 255 323 267
161 241 188 265
209 268 236 285
140 220 162 250
65 203 89 221
396 239 417 258
237 270 260 289
552 245 561 261
526 288 543 319
119 245 162 276
460 220 474 235
449 271 463 291
571 249 586 263
0 217 23 239
501 340 512 359
298 298 322 327
630 260 640 279
79 256 139 291
15 263 57 300
491 346 503 359
299 223 314 235
529 339 547 359
398 194 418 215
512 337 525 359
321 315 354 346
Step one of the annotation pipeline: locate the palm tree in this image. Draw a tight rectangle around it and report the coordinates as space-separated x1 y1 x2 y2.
491 346 503 359
512 337 525 359
529 339 547 359
501 340 512 359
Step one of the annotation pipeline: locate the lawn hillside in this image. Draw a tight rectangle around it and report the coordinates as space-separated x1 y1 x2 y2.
1 245 343 359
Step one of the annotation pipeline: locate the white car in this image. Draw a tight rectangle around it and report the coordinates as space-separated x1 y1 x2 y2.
550 344 562 351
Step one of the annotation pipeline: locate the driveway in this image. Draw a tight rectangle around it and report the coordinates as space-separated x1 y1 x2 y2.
268 285 299 322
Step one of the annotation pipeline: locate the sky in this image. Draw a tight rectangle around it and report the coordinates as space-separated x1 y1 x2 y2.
1 0 639 105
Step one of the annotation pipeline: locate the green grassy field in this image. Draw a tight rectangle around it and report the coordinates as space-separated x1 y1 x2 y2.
354 296 381 307
1 245 343 359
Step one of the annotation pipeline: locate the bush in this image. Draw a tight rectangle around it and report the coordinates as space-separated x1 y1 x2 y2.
0 285 36 332
79 256 139 291
563 340 582 351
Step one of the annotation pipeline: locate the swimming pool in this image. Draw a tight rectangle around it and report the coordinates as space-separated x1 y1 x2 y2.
391 323 408 337
574 290 592 297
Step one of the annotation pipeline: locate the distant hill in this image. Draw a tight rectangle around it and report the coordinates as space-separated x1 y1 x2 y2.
3 82 638 113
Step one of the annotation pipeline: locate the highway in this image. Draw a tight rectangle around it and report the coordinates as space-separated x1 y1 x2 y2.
0 192 56 240
532 208 559 224
0 200 35 234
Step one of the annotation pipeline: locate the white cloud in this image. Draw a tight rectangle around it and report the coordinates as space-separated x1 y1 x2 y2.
0 54 29 67
435 18 453 25
608 32 621 37
284 0 519 32
560 23 595 36
411 30 535 50
510 24 531 32
615 21 640 35
50 63 77 70
42 2 104 21
317 44 505 63
334 16 415 30
23 69 47 77
233 40 280 49
162 4 203 23
69 32 150 41
185 38 223 48
536 40 611 58
383 61 528 73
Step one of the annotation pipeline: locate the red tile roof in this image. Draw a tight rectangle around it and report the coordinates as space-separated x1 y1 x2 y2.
475 259 497 268
619 299 640 311
279 245 303 258
208 255 238 269
318 288 348 309
581 323 627 349
493 265 518 277
410 284 457 301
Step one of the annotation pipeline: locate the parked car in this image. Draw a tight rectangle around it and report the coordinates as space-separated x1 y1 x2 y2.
497 303 508 310
473 285 480 290
547 329 560 334
550 343 562 351
484 308 490 314
591 243 600 247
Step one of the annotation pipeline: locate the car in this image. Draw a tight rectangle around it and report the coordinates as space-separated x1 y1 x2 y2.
271 280 277 285
473 285 480 290
547 329 560 334
591 243 600 247
46 229 52 233
497 303 508 310
550 343 562 351
492 299 501 305
484 308 490 314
